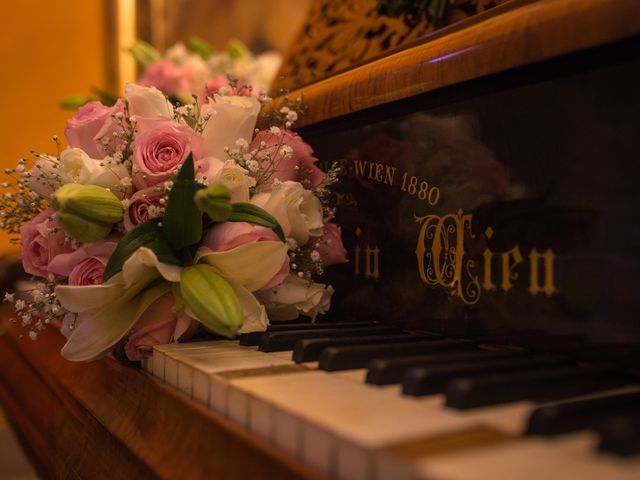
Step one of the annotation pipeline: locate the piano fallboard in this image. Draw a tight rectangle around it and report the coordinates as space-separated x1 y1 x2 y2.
299 33 640 363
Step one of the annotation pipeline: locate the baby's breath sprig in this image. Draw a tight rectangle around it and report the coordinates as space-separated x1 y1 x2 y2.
0 156 50 241
313 161 341 215
4 278 68 340
256 89 307 131
288 237 324 281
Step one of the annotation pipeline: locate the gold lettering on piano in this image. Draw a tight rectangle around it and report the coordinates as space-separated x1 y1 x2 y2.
528 249 557 296
482 227 497 292
352 158 440 206
500 246 523 292
354 226 380 279
414 209 480 304
354 159 396 186
415 211 556 304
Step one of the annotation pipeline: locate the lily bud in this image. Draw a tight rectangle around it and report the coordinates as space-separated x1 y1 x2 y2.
53 184 123 243
180 265 243 338
194 183 232 221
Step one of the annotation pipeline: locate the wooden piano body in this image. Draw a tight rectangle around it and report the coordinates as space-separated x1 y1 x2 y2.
1 0 640 478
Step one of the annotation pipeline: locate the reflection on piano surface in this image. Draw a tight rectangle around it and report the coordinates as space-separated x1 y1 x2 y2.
1 0 640 479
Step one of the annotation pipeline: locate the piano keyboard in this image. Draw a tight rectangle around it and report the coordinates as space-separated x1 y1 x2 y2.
143 322 640 480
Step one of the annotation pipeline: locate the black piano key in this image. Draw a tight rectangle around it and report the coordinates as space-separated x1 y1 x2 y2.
239 321 380 346
318 339 475 372
597 411 640 456
258 325 402 352
292 333 439 363
403 354 570 397
445 366 634 410
527 390 640 436
366 349 530 386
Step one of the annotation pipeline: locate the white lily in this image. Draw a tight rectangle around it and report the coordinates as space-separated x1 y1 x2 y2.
195 240 287 292
56 247 181 361
233 282 269 333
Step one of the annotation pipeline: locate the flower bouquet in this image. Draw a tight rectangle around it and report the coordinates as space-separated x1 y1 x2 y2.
2 82 346 362
62 38 282 109
135 38 282 103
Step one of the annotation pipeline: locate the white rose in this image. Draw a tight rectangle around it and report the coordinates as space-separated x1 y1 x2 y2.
59 148 130 198
183 56 209 88
164 43 190 64
26 154 68 198
256 274 333 321
125 83 173 118
200 94 260 160
208 160 251 203
251 181 323 245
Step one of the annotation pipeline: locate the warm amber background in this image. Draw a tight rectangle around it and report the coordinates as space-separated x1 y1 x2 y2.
0 0 111 253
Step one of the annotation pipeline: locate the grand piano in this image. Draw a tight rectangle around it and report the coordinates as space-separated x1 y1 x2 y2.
1 0 639 478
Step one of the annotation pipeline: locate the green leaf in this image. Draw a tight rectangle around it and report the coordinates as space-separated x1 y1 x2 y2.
129 40 161 69
163 154 203 250
90 86 119 107
60 95 94 109
227 38 248 60
102 219 180 282
228 203 285 242
186 36 214 60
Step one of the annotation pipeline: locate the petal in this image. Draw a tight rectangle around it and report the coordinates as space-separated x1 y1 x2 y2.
55 246 175 313
232 282 269 334
195 240 287 291
61 281 171 361
121 246 182 285
56 279 127 313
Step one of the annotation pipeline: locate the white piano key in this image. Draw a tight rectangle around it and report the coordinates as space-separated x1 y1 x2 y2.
176 350 273 397
418 432 640 480
273 408 302 458
141 356 153 373
230 371 475 480
152 341 640 480
153 341 234 382
227 386 250 427
152 348 165 380
249 395 274 439
303 422 336 475
377 386 640 480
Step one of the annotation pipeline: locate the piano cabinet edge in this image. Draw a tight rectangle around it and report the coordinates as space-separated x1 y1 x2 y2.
267 0 640 128
0 319 326 480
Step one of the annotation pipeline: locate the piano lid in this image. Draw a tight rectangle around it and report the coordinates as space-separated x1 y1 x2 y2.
272 0 518 92
270 0 640 361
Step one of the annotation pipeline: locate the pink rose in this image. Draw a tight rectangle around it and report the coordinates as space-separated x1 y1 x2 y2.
47 240 117 285
197 75 253 105
201 222 289 289
197 75 232 105
316 221 348 267
251 130 325 189
132 117 203 189
139 60 194 97
124 292 194 361
123 187 166 231
65 100 124 158
20 209 75 278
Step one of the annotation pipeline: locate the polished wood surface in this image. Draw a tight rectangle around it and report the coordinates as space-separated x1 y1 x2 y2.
271 0 640 127
272 0 512 92
0 316 325 480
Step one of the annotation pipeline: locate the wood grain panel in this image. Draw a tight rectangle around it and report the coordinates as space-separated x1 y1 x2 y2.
271 0 640 127
0 318 325 480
